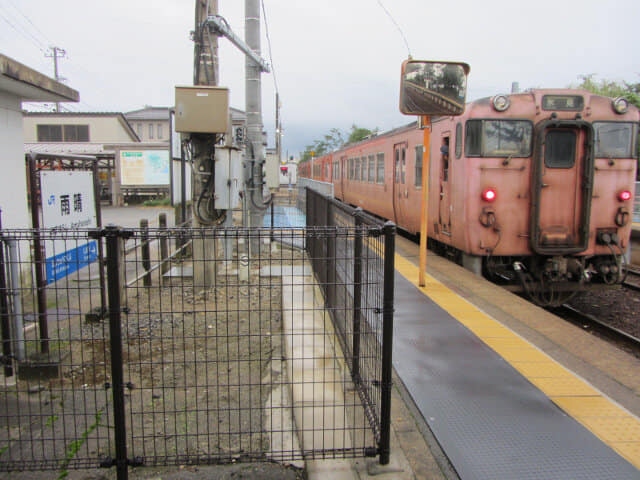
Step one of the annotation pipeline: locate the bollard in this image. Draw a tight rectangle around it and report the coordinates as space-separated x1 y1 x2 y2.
159 213 169 276
140 219 151 287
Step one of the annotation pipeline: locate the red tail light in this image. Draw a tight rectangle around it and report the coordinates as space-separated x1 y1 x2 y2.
619 190 632 201
482 189 497 202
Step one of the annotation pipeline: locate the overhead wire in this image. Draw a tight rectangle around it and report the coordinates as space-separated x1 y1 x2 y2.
0 8 47 54
260 0 278 95
5 0 54 47
374 0 412 58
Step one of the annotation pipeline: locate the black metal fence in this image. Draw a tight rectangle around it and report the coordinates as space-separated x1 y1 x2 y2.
305 188 395 465
0 204 395 477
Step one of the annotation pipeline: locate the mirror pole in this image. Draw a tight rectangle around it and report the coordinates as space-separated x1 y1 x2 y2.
419 115 431 287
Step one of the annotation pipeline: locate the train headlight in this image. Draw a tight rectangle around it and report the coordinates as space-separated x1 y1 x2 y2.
612 97 629 114
492 95 510 112
619 190 632 202
482 188 497 202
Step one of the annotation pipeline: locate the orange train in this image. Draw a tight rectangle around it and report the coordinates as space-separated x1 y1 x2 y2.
299 89 638 305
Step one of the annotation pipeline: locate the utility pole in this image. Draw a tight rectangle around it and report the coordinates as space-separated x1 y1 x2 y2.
194 0 218 86
191 0 220 289
245 0 267 246
45 46 66 111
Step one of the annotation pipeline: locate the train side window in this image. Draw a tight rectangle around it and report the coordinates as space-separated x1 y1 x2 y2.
349 158 354 180
545 130 576 168
455 123 463 159
368 155 375 182
465 120 482 156
354 157 359 181
376 153 385 183
442 138 450 182
414 145 423 187
395 150 400 183
401 148 406 184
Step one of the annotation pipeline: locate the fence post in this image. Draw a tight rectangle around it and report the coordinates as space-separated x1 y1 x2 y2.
378 221 395 465
326 200 335 321
140 219 151 287
352 208 363 384
27 154 49 354
159 213 169 276
0 225 13 377
102 225 129 480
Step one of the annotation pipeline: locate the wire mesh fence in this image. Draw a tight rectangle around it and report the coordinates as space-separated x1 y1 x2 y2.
0 201 395 477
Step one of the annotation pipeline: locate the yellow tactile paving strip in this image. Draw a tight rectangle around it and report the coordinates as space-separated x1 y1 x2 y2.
394 253 640 469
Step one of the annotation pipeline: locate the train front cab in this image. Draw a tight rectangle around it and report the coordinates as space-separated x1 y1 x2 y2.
430 90 638 305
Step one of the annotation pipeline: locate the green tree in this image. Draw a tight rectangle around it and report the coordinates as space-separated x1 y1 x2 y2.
347 124 379 144
573 74 640 108
300 125 377 162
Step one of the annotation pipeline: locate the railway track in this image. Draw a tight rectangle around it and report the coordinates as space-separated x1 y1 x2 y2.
556 303 640 357
623 265 640 292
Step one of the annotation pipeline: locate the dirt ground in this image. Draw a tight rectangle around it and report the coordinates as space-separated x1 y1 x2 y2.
0 224 309 479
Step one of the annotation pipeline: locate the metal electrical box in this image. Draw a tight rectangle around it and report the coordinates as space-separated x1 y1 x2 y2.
214 146 243 210
175 86 229 133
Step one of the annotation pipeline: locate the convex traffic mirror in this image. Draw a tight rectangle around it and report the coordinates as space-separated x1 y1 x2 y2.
399 60 470 116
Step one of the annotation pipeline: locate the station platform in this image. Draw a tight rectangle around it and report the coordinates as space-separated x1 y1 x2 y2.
392 237 640 479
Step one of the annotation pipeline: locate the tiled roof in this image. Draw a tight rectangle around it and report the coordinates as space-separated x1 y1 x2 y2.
125 107 171 121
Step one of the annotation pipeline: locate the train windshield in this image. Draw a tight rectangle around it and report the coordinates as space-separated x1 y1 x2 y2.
594 122 636 158
466 120 532 157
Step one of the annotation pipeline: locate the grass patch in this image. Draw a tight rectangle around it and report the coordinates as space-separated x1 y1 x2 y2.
143 197 171 207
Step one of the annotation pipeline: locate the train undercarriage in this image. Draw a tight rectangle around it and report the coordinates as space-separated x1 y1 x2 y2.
427 237 627 307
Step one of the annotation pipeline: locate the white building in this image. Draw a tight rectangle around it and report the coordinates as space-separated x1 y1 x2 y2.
0 54 79 229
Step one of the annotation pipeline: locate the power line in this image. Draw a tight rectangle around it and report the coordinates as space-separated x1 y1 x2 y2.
375 0 412 58
261 0 278 95
0 8 46 53
5 0 54 47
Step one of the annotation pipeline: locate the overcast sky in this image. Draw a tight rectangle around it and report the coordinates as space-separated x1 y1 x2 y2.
1 0 639 156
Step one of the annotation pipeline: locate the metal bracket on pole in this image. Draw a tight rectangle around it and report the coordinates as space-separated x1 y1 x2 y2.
206 15 271 73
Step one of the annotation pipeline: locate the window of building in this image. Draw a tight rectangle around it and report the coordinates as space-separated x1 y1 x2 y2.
149 123 154 139
63 125 89 142
157 123 163 139
37 124 89 142
349 158 354 180
137 123 142 137
415 145 423 187
376 153 385 183
355 157 361 181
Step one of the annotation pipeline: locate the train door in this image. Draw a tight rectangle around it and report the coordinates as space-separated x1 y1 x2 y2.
532 123 593 253
438 136 451 236
392 142 408 226
338 155 347 200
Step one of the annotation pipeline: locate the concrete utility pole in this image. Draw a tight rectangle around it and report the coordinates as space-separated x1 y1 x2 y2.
45 46 66 112
192 0 220 289
245 0 267 243
194 0 219 86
